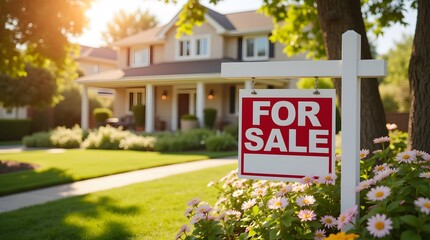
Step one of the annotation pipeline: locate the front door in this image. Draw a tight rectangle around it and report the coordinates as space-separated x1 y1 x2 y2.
178 93 190 129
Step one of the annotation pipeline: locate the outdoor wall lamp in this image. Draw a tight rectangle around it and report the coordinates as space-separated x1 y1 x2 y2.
208 89 214 100
161 90 168 100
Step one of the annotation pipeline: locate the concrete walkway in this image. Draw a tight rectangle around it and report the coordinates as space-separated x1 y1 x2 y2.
0 157 236 213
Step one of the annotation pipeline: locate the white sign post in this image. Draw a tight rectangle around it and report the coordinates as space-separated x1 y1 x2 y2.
221 31 386 222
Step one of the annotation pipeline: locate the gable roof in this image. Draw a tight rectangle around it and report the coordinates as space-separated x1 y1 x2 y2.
111 7 273 47
77 45 117 63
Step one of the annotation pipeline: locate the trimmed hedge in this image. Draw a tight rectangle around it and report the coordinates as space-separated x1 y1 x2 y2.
204 108 217 129
0 119 31 141
93 108 112 127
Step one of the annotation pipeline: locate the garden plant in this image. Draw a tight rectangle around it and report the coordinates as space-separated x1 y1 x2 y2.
176 126 430 239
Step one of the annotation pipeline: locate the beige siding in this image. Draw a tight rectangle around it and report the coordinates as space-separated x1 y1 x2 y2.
224 36 238 59
152 44 164 64
113 88 127 117
117 48 129 69
155 86 172 130
78 60 117 76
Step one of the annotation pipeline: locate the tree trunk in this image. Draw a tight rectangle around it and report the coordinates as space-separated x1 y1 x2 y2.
408 0 430 151
316 0 388 150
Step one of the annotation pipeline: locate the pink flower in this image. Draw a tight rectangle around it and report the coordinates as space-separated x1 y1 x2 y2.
180 224 190 233
275 185 293 197
298 209 316 222
337 206 358 230
251 187 267 197
301 176 314 184
373 168 398 181
320 215 337 228
396 150 417 164
190 213 205 224
414 197 430 215
232 189 244 197
419 172 430 179
241 198 257 210
373 163 390 174
187 197 200 206
314 229 326 240
386 123 398 130
225 210 241 218
366 214 393 238
184 207 193 217
360 149 370 159
195 203 212 214
373 136 390 144
319 174 337 185
267 197 288 210
367 186 391 201
356 179 375 192
296 195 316 207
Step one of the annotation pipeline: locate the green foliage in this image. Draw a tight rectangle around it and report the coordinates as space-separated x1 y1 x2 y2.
119 135 156 151
81 125 132 150
102 9 158 44
22 131 52 148
50 125 83 148
178 130 429 239
223 124 238 140
93 108 112 126
154 128 214 152
0 0 93 76
204 108 217 129
0 119 31 141
380 90 400 112
205 133 237 151
0 65 60 109
296 77 334 89
181 114 198 120
131 104 145 127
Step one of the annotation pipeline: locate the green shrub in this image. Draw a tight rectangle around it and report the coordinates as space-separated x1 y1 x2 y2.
81 125 132 150
223 124 238 140
205 133 237 151
181 114 198 120
0 119 31 141
154 129 215 152
93 108 112 127
22 131 52 148
131 104 145 127
50 125 83 148
119 135 156 151
204 108 217 129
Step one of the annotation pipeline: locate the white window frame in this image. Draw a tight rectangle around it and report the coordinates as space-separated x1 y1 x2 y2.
243 35 269 61
131 47 149 67
175 35 210 60
126 88 146 114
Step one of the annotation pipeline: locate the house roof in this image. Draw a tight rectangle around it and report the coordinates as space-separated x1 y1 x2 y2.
76 58 242 85
111 7 273 47
77 45 117 62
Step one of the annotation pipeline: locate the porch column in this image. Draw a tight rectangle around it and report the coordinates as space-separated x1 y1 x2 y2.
196 81 205 128
145 84 154 133
81 85 89 130
171 87 178 131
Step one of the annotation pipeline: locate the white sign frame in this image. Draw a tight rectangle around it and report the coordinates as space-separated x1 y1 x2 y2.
221 31 386 225
238 89 336 182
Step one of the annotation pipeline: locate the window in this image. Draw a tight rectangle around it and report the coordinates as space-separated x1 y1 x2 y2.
127 89 145 112
243 36 269 60
131 47 149 67
176 35 210 59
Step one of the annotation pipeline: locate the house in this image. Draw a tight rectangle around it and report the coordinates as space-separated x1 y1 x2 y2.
76 7 305 132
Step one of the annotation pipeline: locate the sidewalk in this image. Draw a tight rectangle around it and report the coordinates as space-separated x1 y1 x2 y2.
0 157 236 213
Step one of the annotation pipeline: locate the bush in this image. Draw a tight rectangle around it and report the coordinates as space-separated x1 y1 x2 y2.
81 125 133 150
22 131 52 148
204 108 217 129
154 129 215 152
205 133 237 151
50 125 83 148
176 130 430 239
131 104 145 128
181 114 198 120
223 124 238 140
0 119 31 141
93 108 112 127
119 135 156 151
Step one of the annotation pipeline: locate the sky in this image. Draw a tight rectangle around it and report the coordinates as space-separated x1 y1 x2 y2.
73 0 417 55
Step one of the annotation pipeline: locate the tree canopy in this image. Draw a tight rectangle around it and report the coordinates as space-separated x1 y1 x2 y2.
102 9 158 44
0 0 93 76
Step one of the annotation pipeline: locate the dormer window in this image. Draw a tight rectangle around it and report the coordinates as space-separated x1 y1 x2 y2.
243 36 269 61
131 47 149 67
176 35 210 60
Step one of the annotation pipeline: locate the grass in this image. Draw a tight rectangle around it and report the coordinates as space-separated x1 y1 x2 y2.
0 164 236 240
0 149 236 196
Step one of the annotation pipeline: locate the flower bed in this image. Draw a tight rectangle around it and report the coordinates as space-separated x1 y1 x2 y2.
176 127 430 239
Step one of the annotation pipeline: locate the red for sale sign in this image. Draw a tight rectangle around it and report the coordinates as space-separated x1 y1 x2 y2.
239 89 336 182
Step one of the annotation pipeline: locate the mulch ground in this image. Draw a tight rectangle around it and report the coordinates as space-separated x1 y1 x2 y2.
0 160 39 174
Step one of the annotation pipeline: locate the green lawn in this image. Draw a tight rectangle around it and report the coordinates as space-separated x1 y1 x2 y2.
0 164 236 240
0 149 235 196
